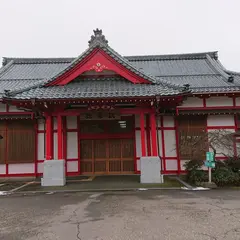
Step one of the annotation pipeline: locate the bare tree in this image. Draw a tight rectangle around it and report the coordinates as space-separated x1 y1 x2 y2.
179 129 237 161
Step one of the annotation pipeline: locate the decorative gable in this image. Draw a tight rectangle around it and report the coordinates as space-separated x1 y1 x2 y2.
47 29 153 86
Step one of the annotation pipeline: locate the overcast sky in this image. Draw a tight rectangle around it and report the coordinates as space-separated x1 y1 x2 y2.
0 0 240 70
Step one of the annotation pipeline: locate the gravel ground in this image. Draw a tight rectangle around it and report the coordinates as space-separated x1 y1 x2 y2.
0 190 240 240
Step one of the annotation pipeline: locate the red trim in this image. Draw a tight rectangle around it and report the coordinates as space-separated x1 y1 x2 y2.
133 115 137 173
57 115 63 159
77 116 81 174
165 157 178 160
79 133 134 139
215 156 228 160
67 171 80 176
203 98 207 108
37 160 45 163
34 120 38 176
48 48 151 86
146 114 151 156
0 173 36 177
233 97 236 107
45 115 53 160
0 111 31 115
160 117 166 172
5 121 8 175
207 126 235 130
174 117 181 175
140 112 146 157
178 106 239 111
62 117 67 174
52 108 154 116
150 112 158 156
234 115 238 157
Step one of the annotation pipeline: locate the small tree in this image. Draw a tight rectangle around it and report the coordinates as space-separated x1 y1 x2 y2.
179 129 237 162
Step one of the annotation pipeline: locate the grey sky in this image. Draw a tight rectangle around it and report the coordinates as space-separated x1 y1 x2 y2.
0 0 240 71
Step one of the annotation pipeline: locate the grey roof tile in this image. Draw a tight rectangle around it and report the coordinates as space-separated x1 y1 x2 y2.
11 77 184 100
0 30 239 98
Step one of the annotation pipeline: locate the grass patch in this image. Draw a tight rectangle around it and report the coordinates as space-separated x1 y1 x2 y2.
17 175 182 192
0 182 25 191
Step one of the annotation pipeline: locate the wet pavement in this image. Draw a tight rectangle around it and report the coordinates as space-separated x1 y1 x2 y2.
1 190 240 240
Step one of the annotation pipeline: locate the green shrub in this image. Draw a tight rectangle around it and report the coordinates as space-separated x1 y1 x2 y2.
225 157 240 173
184 159 207 184
213 167 240 187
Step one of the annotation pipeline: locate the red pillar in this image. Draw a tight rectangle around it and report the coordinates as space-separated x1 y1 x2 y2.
140 112 146 157
45 115 53 160
57 115 63 159
150 112 158 156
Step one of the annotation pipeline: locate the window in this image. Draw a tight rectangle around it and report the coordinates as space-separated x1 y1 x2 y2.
178 116 207 160
0 120 35 164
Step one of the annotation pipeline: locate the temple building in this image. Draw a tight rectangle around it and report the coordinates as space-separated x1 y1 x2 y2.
0 29 239 178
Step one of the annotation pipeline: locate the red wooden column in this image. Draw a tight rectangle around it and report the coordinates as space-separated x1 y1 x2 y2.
45 115 53 160
57 115 63 159
140 112 146 157
150 112 158 156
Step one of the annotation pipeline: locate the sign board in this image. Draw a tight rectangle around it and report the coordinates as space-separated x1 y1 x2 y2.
206 152 214 162
204 161 215 168
80 112 121 121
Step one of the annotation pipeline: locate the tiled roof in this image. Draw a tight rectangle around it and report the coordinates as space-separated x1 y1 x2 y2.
9 77 185 100
0 29 240 100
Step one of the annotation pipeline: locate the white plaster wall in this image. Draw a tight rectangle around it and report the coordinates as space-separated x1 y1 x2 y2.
135 114 147 128
166 160 178 171
53 117 57 130
0 103 6 112
206 97 233 107
67 132 78 159
37 119 45 131
53 133 58 159
37 133 45 160
8 105 24 112
0 164 6 174
135 130 147 158
37 162 44 173
236 97 240 106
8 163 34 174
207 115 235 127
157 130 163 156
66 116 77 129
164 130 177 157
178 97 203 107
67 161 78 172
163 116 175 128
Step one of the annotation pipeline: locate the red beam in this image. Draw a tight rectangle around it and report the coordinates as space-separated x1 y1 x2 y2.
178 106 239 111
146 114 151 156
161 116 166 171
150 113 158 156
174 117 181 175
140 112 146 157
57 115 63 159
45 115 53 160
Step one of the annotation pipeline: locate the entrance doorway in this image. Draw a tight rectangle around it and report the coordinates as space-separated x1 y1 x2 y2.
80 138 134 174
79 116 135 175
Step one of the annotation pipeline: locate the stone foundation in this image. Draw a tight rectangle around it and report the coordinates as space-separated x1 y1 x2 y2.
140 156 163 184
41 159 66 186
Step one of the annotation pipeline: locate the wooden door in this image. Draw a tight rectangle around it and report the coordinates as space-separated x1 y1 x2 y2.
80 138 134 175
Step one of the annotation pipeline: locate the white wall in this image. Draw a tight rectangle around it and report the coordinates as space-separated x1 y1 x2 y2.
8 163 34 174
206 96 233 107
207 115 235 127
178 97 203 108
0 103 6 112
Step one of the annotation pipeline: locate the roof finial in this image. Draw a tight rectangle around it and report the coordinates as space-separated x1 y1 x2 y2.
88 28 108 47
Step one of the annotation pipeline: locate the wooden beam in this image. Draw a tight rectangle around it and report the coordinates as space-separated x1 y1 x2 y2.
140 112 146 157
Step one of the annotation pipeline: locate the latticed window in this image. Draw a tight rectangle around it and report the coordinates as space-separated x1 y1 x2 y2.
0 120 35 164
178 116 207 160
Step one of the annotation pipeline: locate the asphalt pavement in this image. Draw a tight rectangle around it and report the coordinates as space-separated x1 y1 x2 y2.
0 190 240 240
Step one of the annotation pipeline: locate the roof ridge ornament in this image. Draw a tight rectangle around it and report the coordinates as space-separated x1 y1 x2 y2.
88 28 108 47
